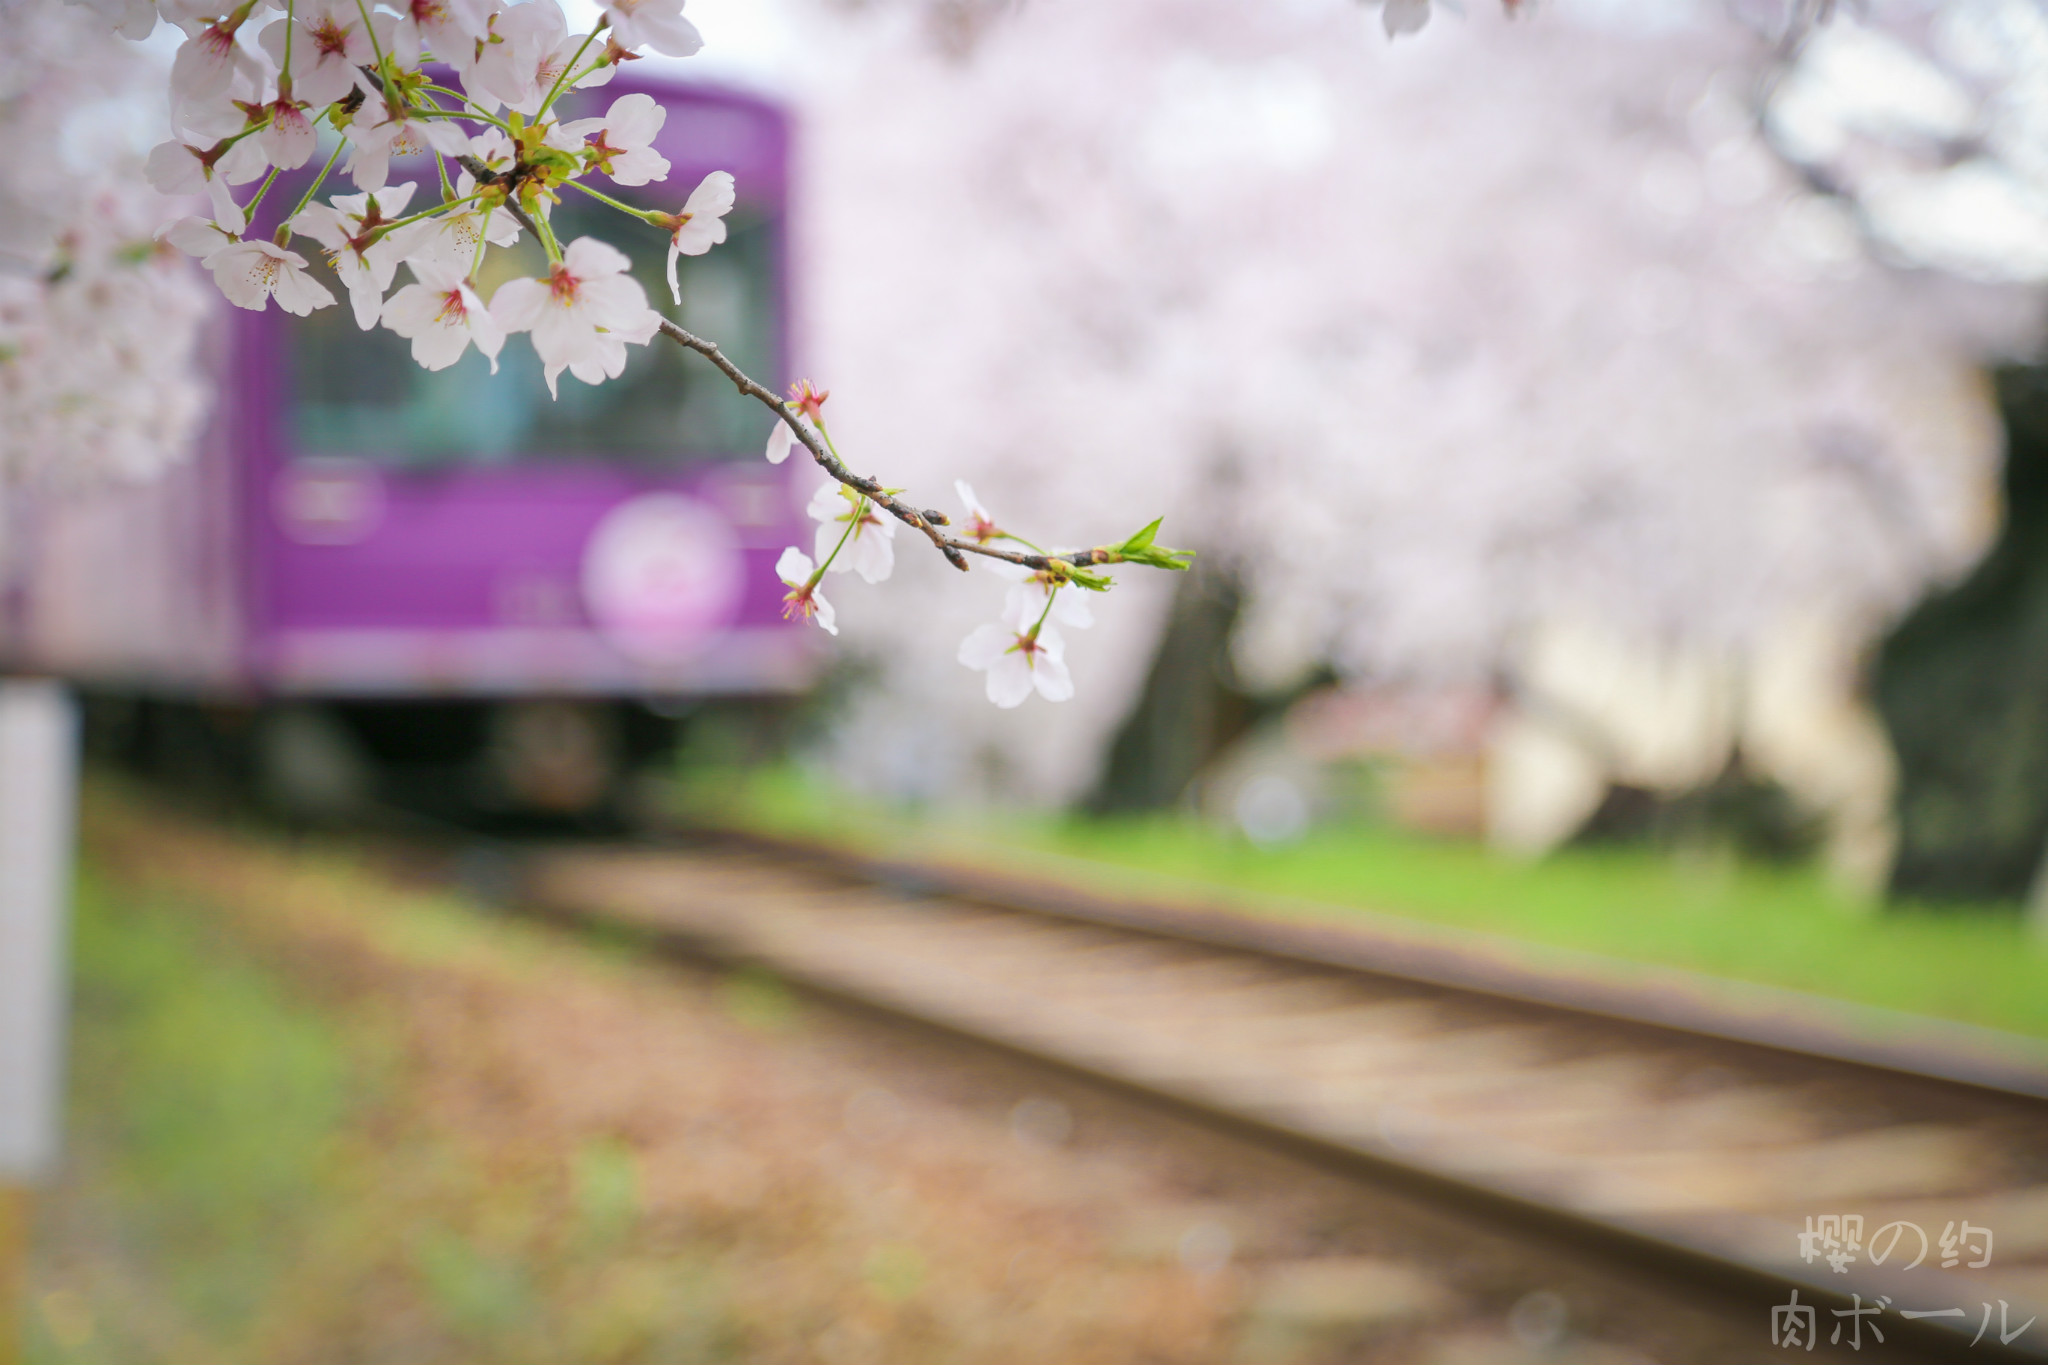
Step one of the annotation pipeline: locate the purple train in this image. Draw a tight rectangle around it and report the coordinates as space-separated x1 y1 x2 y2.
12 78 812 818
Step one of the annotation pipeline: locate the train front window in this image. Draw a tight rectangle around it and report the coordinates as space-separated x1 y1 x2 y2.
286 190 778 467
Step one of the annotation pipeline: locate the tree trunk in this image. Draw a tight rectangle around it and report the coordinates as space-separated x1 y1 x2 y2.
1877 364 2048 903
1085 564 1255 814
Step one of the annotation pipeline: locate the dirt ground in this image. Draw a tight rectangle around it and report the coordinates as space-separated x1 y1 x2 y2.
29 793 1813 1363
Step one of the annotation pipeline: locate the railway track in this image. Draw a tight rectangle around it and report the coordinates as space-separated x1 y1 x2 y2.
513 830 2048 1362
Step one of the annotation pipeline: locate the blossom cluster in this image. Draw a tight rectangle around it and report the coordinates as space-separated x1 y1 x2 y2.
128 0 736 400
768 406 1096 706
84 0 1191 706
1 1 212 509
0 191 214 494
757 374 1188 707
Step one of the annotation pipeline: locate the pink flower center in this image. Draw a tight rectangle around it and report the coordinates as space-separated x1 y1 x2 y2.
789 380 829 420
310 17 349 57
780 584 817 621
586 131 624 175
434 288 470 326
547 264 581 306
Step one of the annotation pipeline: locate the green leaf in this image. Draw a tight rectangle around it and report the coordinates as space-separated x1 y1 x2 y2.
1065 566 1115 592
1121 542 1194 571
1119 518 1162 554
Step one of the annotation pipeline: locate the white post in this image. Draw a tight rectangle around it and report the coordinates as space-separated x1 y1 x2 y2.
0 681 78 1365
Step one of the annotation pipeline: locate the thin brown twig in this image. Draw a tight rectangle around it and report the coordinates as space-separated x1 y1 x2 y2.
655 318 1125 576
454 154 546 240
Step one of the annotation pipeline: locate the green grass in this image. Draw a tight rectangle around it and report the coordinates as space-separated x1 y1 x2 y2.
36 868 362 1360
676 765 2048 1041
32 856 739 1365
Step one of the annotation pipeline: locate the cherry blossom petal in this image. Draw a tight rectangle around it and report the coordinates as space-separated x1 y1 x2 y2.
603 0 702 57
776 547 836 635
383 265 505 372
848 527 896 584
604 92 665 147
775 546 815 586
258 101 317 170
957 624 1013 672
156 216 235 257
488 276 547 333
984 651 1037 707
562 235 631 279
169 25 243 104
143 140 207 195
202 240 335 314
1005 580 1093 630
1030 649 1075 702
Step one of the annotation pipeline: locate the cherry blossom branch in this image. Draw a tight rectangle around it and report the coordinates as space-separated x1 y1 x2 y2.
455 153 545 239
653 318 1190 580
129 0 1191 706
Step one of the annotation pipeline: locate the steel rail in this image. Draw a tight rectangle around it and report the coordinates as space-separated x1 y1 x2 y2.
516 829 2048 1363
689 826 2048 1104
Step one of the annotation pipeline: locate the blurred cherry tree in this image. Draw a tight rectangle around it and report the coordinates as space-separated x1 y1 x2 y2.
1764 0 2048 900
793 0 2036 890
0 0 211 521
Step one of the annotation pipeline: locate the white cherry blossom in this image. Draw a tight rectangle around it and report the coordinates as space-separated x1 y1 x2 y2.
470 0 609 115
156 0 230 29
465 126 516 177
561 92 670 187
0 3 211 498
344 100 472 191
69 0 159 40
169 20 254 105
808 481 895 584
255 96 318 170
956 480 1000 544
512 30 614 116
170 53 267 143
601 0 702 58
776 547 837 635
200 238 335 315
393 0 492 75
958 595 1073 708
382 261 506 371
764 380 826 464
143 135 267 234
1000 575 1094 631
156 214 239 258
489 235 661 397
661 169 733 303
258 1 377 108
468 3 551 111
412 172 523 274
291 182 433 329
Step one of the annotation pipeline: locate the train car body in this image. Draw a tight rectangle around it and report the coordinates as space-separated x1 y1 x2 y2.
5 79 811 815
